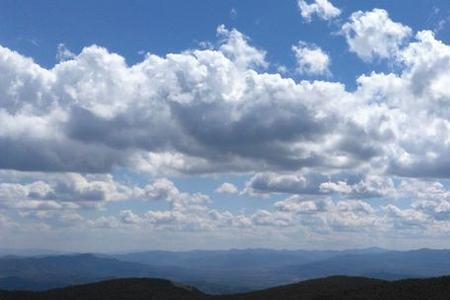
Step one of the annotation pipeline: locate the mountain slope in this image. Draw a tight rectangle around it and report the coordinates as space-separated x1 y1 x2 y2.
0 254 188 291
113 248 390 293
4 275 450 300
3 248 450 294
284 249 450 281
225 276 450 300
215 276 386 300
0 278 207 300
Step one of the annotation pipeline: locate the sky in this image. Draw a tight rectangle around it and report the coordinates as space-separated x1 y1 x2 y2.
1 0 450 252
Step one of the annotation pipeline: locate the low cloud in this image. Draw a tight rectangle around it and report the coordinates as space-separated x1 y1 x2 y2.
298 0 341 22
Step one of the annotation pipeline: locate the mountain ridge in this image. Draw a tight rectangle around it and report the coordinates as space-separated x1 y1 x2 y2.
3 248 450 294
3 275 450 300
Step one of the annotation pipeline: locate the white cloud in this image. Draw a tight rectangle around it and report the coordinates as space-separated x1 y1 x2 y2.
244 171 394 199
0 29 448 183
275 195 330 214
320 175 395 198
0 173 142 212
217 25 267 69
244 171 320 196
298 0 341 22
341 9 412 61
292 42 331 76
215 182 238 194
0 28 358 175
56 43 75 62
383 204 429 229
3 19 450 247
230 8 238 20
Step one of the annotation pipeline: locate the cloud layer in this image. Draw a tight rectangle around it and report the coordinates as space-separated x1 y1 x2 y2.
2 5 450 250
4 21 450 178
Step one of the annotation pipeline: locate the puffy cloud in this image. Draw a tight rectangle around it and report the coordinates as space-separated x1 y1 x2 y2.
336 199 375 215
383 204 430 229
341 9 412 60
0 25 361 175
2 22 450 173
272 195 379 233
244 171 394 198
56 43 76 62
298 0 341 22
216 25 267 69
88 216 120 229
353 30 450 178
292 42 331 76
215 182 238 194
319 175 395 198
8 23 447 179
243 171 325 196
0 173 142 212
274 195 331 214
143 178 210 211
3 16 450 247
7 172 450 241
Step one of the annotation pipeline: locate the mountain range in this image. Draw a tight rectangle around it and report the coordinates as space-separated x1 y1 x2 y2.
3 276 450 300
1 248 450 294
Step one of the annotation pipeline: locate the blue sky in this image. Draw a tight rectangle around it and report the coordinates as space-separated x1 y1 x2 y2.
1 0 450 251
2 1 449 80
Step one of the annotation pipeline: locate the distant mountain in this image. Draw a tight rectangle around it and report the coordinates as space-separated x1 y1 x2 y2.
3 276 450 300
112 248 351 293
113 248 391 291
0 254 188 291
3 248 450 294
114 248 339 269
283 248 450 281
113 247 390 271
0 249 72 257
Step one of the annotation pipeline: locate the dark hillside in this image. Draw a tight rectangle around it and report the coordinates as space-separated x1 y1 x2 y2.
4 275 450 299
0 278 207 300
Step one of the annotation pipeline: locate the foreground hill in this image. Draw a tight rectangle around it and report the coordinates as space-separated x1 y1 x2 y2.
218 276 450 300
3 276 450 299
0 278 207 300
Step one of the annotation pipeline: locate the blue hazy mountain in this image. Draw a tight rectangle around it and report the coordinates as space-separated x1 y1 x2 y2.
113 247 388 270
0 254 190 291
1 248 450 294
283 249 450 280
0 248 73 257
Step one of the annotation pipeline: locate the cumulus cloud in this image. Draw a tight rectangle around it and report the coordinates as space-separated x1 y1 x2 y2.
243 171 324 196
0 28 447 180
319 175 395 198
3 14 450 247
341 9 412 60
0 25 360 175
216 25 267 69
384 204 429 229
215 182 238 194
0 173 141 211
292 42 331 76
354 30 450 178
6 23 446 179
298 0 341 22
56 43 76 62
244 171 394 198
275 195 330 214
